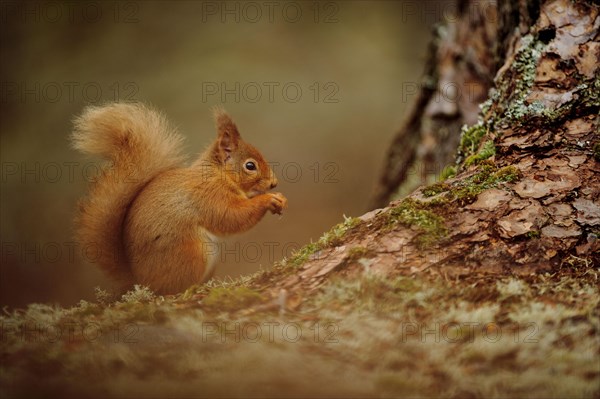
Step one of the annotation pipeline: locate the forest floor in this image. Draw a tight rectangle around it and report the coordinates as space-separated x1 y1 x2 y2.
1 238 598 398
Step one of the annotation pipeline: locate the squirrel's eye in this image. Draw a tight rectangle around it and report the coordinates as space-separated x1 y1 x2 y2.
245 161 257 171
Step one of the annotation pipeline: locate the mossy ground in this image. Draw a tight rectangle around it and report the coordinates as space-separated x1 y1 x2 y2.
458 123 488 161
385 198 448 248
464 140 496 167
448 164 520 205
282 216 362 268
1 268 598 398
421 162 521 207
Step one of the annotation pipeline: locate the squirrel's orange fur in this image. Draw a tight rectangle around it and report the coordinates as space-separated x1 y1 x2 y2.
72 103 287 294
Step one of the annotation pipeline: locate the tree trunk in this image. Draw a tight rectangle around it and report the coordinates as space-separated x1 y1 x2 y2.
370 0 499 209
267 0 599 295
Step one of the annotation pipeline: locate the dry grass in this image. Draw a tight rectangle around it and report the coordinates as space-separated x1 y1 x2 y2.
1 267 598 398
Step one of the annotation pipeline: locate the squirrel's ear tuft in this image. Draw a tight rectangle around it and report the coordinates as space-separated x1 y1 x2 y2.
211 106 240 162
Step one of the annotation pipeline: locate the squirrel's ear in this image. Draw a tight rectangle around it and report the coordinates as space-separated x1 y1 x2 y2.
212 106 240 161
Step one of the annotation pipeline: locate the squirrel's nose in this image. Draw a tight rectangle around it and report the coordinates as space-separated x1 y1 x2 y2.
270 179 278 189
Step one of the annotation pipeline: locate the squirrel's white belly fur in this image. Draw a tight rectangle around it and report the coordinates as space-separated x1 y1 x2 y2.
200 228 220 281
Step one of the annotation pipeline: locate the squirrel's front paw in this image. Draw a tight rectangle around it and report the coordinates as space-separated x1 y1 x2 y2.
268 192 288 215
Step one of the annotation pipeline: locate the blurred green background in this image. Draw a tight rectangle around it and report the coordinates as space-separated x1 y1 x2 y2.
0 1 440 307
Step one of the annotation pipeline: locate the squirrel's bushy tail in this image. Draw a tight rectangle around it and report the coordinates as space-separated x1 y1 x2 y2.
72 103 185 285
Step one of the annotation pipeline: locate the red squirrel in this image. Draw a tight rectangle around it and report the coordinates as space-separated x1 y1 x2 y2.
72 103 287 294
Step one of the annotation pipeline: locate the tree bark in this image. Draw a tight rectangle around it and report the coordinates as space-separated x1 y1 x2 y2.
264 0 599 296
370 0 499 209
